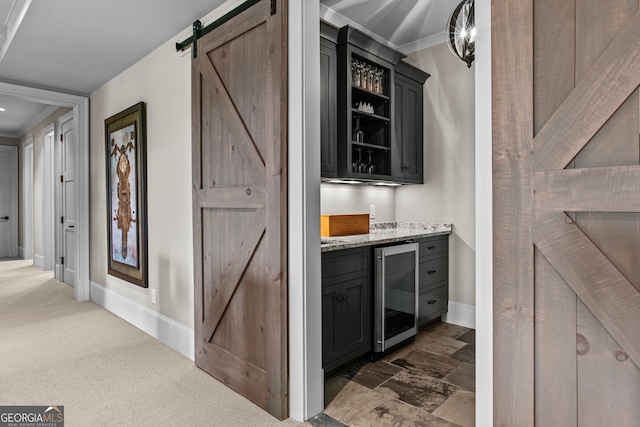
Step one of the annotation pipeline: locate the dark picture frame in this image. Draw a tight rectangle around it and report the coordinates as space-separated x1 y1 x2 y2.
104 102 148 287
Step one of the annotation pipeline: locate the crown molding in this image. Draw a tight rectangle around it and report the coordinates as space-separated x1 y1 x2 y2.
398 31 448 55
0 0 32 62
319 4 400 52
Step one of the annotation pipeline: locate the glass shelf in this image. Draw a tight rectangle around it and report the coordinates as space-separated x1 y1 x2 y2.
352 86 390 101
352 109 389 123
351 141 390 151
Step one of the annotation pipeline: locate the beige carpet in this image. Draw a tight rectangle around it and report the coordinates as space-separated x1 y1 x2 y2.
0 259 308 427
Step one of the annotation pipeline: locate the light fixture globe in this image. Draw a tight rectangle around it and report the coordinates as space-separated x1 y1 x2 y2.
447 0 475 68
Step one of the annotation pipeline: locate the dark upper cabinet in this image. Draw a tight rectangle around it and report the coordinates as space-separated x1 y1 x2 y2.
320 21 339 178
336 26 401 181
319 22 430 184
393 61 430 183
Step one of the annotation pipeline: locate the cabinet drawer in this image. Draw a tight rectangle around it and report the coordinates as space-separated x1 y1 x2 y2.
322 247 370 280
419 236 448 258
419 285 448 325
419 256 448 290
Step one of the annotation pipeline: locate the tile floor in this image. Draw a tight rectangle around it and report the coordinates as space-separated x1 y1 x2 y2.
310 322 475 427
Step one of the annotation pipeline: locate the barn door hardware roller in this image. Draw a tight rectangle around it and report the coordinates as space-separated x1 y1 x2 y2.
176 0 264 59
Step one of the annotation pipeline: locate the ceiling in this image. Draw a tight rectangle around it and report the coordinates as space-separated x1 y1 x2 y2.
0 0 459 138
320 0 460 52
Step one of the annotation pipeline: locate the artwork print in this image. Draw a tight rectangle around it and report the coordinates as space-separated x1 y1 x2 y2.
110 123 138 267
105 102 147 287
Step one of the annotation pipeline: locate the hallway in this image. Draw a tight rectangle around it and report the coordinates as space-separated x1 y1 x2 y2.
0 259 306 426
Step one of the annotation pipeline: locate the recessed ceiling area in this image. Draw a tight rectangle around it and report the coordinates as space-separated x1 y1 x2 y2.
0 95 56 137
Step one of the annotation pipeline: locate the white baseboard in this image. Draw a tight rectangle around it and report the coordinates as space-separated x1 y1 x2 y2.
90 281 194 360
443 301 476 329
33 253 45 270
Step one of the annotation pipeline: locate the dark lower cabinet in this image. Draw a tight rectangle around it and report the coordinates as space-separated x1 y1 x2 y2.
419 285 448 324
322 247 371 373
321 236 448 371
416 235 449 326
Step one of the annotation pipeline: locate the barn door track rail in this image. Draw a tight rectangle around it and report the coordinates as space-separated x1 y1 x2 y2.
176 0 273 59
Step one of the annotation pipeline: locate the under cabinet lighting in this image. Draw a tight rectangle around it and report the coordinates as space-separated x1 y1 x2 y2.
374 182 401 187
0 108 5 112
327 179 363 185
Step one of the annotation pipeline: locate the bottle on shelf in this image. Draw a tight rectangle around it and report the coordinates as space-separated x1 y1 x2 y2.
352 116 364 143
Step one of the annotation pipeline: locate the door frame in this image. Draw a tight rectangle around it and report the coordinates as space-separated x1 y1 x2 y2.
0 145 19 258
288 0 323 421
0 82 90 301
474 1 493 426
22 137 34 260
290 2 494 423
42 123 55 270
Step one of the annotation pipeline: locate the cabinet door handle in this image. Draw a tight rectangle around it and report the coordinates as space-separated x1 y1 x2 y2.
427 270 437 275
343 295 348 301
427 245 436 250
335 295 343 302
427 300 437 305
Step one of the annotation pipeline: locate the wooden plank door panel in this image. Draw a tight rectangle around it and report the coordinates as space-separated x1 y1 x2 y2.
494 1 640 425
191 0 287 419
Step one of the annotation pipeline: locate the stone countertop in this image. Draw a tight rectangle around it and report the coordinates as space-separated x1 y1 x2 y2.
320 222 452 252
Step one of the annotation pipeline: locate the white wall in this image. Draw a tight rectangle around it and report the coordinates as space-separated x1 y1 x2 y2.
90 36 194 328
395 42 476 307
320 183 396 222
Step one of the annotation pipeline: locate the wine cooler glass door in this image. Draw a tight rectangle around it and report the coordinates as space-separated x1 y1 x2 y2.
375 242 419 352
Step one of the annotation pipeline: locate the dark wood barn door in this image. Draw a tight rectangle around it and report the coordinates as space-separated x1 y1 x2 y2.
493 1 640 425
191 0 287 419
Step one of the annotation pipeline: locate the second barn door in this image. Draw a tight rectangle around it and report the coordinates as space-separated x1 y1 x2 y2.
493 1 640 425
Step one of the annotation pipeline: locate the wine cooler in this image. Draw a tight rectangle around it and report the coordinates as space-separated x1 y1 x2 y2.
374 242 419 353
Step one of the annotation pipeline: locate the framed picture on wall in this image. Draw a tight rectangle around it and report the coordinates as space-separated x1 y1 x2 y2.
104 102 148 288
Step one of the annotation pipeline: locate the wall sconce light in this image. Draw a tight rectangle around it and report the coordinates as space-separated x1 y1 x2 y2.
447 0 475 68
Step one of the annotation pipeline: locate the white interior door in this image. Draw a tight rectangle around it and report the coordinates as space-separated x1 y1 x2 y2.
0 146 18 258
59 114 76 286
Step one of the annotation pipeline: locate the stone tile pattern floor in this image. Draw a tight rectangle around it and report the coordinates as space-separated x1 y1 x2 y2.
311 322 475 427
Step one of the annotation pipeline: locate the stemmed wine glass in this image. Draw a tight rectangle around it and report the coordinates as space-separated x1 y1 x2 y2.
352 148 363 173
366 150 376 174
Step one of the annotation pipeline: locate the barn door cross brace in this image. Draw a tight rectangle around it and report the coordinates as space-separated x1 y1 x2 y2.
175 0 264 59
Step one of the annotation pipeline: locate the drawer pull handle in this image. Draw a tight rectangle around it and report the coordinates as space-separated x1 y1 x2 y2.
427 300 437 305
427 246 436 250
428 270 437 275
